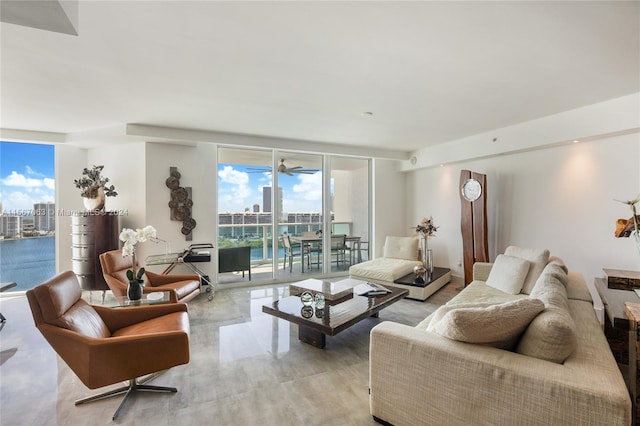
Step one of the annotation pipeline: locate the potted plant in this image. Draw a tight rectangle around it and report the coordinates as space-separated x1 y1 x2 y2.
119 225 157 300
74 165 118 210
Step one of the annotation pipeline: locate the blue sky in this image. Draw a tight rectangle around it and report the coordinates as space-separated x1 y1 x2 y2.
218 163 323 213
0 143 324 214
0 142 55 212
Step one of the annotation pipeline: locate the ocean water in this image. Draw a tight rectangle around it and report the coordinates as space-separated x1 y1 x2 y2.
0 237 55 292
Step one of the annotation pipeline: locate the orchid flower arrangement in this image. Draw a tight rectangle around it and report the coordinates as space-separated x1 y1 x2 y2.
119 225 157 282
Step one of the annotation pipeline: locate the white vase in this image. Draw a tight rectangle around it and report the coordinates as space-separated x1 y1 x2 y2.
82 188 105 211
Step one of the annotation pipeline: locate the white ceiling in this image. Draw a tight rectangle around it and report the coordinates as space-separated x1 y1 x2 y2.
1 1 639 155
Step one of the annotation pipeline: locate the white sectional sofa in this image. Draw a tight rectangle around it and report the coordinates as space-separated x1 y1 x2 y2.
369 247 631 426
349 236 450 300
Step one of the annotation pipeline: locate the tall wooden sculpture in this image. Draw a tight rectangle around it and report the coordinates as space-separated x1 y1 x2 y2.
460 170 489 286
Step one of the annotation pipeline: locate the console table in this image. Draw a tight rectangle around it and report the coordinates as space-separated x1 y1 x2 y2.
595 277 638 366
624 302 640 425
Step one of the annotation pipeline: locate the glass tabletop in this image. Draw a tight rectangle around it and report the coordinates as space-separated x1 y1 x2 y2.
106 291 172 308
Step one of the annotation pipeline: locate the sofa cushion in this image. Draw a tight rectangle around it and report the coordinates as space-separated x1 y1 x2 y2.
350 257 421 283
58 300 111 338
383 236 419 261
504 246 550 294
516 271 577 363
485 254 531 294
426 298 545 350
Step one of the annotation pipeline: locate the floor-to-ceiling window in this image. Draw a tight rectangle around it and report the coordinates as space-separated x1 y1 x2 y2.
217 147 275 283
217 146 370 284
0 141 56 292
275 152 323 279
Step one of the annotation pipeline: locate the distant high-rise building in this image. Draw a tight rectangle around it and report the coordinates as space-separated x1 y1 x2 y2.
0 201 3 215
34 202 55 231
0 215 21 238
262 186 283 216
253 204 259 213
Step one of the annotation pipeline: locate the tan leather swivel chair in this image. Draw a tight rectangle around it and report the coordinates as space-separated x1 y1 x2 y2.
100 249 201 303
26 271 190 420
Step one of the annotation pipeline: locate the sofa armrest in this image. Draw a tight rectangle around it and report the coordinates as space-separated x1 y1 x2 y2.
369 321 630 426
472 262 493 281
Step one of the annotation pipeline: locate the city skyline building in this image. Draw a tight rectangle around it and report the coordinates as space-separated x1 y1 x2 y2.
34 202 56 232
262 186 283 216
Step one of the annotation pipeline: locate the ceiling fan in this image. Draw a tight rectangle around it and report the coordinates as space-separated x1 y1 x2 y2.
247 159 319 176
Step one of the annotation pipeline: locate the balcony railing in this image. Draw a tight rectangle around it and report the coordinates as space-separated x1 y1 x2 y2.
218 221 352 265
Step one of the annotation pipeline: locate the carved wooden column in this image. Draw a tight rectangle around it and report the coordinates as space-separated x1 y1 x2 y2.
459 170 489 286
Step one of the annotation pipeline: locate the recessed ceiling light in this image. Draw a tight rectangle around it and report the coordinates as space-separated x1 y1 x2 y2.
573 140 580 143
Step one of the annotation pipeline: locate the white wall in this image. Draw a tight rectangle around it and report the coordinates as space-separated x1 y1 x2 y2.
406 133 640 287
143 142 217 278
372 158 407 258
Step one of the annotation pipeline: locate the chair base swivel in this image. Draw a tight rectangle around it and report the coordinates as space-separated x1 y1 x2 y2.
75 375 177 420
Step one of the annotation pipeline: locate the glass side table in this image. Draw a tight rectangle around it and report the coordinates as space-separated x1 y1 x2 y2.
107 291 172 308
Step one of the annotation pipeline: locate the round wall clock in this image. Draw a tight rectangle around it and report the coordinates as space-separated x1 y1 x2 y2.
461 178 482 202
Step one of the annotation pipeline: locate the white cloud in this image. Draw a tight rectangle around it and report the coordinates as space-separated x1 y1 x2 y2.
1 171 56 211
3 171 42 188
43 178 55 190
218 166 253 212
26 165 46 178
218 166 249 185
292 173 322 201
281 172 323 213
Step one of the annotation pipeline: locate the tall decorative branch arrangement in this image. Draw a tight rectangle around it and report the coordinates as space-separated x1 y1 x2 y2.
415 216 438 273
614 193 640 257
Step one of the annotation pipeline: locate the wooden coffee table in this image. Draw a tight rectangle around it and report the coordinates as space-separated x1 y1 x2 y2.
262 280 408 348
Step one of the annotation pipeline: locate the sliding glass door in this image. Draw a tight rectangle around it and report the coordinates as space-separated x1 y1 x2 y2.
217 147 370 283
217 147 274 283
275 152 323 279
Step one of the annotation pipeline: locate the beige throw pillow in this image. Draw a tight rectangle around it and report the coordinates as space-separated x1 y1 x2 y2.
485 254 531 294
516 272 577 363
504 246 550 294
383 236 419 260
427 298 545 350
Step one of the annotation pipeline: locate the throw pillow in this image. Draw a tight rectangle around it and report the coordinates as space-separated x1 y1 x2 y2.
516 272 577 363
427 298 545 350
504 246 550 294
485 254 531 295
548 256 568 273
383 236 419 260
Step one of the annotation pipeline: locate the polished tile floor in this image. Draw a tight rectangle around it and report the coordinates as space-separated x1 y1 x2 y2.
0 279 458 426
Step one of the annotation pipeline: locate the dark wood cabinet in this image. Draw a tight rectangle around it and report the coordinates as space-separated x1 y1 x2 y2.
71 213 119 291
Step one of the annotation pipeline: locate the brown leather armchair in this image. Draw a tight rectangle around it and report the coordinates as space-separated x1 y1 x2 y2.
99 249 201 303
26 271 190 420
